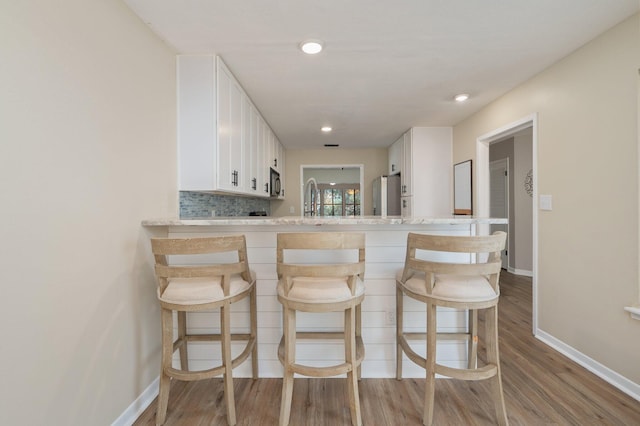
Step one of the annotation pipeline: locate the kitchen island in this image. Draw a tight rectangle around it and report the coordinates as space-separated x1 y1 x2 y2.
142 216 507 378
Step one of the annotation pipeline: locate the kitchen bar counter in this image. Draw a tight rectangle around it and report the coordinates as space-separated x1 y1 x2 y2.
142 215 507 227
142 215 507 379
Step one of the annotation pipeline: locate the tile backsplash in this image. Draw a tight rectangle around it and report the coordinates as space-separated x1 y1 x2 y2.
180 192 271 218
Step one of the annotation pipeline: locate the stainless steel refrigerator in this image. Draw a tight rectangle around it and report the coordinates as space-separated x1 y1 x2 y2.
372 174 401 216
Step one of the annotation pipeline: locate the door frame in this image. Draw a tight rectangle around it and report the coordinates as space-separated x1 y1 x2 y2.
476 113 539 334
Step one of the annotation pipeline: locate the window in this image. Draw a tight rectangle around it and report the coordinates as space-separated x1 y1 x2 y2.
318 184 360 216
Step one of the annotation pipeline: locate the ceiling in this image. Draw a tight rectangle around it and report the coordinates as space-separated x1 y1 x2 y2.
123 0 639 150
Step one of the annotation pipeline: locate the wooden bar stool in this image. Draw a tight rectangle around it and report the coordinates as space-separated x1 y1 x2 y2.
151 235 258 425
276 232 365 426
396 231 508 426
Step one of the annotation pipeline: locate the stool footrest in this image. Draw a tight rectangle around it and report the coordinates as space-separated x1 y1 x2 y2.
167 336 257 382
436 363 497 381
277 334 364 377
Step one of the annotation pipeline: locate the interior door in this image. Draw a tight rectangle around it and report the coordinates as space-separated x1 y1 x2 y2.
490 159 509 269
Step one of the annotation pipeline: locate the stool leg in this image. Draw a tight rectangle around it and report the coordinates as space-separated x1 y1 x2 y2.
468 309 478 369
279 308 296 426
221 302 237 425
486 304 508 426
177 311 188 370
345 307 362 426
396 284 404 380
424 302 437 426
156 308 173 425
356 303 363 380
250 285 259 379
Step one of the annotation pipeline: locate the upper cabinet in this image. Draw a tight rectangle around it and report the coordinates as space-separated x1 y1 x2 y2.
389 127 452 217
388 136 403 175
216 59 245 192
177 55 284 198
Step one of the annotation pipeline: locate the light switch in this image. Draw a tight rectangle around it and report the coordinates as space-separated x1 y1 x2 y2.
539 194 552 211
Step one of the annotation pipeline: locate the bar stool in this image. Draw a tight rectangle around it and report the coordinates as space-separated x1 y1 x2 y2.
276 232 366 426
396 231 508 426
150 235 258 425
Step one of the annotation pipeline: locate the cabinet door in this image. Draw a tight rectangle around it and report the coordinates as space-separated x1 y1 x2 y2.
388 136 403 175
259 116 270 195
273 138 285 197
246 98 259 194
401 130 412 196
401 196 413 217
217 62 244 192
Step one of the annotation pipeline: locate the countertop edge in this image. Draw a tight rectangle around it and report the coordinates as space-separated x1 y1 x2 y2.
141 216 508 226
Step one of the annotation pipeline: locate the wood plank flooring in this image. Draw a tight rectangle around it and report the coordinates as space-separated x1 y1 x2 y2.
134 271 640 425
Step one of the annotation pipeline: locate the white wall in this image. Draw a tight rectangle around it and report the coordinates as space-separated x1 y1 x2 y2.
0 1 176 424
453 14 640 384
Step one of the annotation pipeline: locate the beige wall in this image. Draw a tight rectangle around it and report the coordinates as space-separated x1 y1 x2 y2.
453 14 640 382
0 1 176 424
273 148 388 216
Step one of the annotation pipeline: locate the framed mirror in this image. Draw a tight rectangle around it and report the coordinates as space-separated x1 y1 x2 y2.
454 160 472 215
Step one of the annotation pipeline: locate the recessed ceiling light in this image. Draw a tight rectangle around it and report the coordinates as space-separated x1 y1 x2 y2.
454 93 469 102
300 40 323 55
321 126 332 132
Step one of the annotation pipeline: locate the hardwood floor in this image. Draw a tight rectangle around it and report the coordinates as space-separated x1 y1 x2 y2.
134 271 640 425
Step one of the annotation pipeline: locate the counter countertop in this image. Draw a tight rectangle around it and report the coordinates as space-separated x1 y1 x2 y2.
142 216 508 227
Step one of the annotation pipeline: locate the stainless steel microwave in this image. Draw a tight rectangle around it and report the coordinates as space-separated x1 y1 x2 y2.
270 168 281 197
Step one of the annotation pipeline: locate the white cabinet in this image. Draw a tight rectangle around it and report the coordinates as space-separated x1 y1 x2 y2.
217 59 245 192
246 100 260 194
401 131 413 196
388 136 403 175
389 127 452 217
178 55 284 198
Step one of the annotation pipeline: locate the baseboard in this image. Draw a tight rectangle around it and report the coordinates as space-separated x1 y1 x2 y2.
507 266 533 277
535 329 640 402
111 377 159 426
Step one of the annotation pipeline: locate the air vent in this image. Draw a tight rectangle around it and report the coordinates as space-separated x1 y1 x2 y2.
324 144 339 147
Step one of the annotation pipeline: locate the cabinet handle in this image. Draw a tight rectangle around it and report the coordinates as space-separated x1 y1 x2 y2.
402 184 407 194
274 158 277 168
402 199 407 208
392 164 396 172
251 178 257 190
232 170 239 186
265 183 269 193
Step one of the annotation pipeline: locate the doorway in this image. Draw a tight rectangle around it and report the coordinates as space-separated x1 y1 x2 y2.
476 114 538 333
490 158 509 269
300 165 364 217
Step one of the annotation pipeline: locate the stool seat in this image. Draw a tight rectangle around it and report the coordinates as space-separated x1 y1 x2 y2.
277 275 365 304
160 271 255 305
400 271 498 303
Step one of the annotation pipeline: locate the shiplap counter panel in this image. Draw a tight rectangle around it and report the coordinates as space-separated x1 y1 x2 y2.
142 216 507 378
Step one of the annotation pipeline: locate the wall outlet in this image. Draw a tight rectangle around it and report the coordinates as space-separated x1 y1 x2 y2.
385 310 396 326
289 205 295 214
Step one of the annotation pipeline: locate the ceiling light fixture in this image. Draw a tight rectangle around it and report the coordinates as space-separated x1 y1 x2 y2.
321 126 332 132
300 40 323 55
454 93 470 102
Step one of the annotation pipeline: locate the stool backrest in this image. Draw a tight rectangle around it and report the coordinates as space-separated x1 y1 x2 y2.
277 232 365 295
151 235 251 296
401 231 507 292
